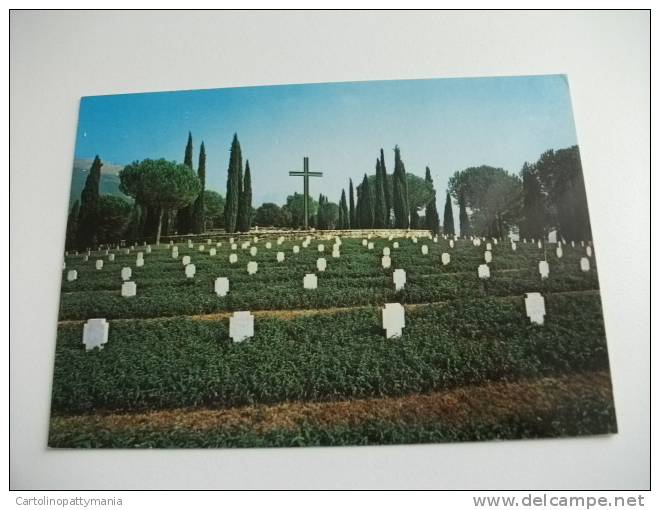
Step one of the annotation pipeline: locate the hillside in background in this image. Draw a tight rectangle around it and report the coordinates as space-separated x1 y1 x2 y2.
68 159 130 208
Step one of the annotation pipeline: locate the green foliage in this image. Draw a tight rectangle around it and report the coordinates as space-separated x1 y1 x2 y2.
191 142 206 234
238 160 252 232
119 158 200 244
177 132 195 234
77 155 102 249
96 196 132 244
374 158 387 228
392 146 410 228
255 202 285 227
65 200 80 250
533 146 592 241
51 292 609 414
424 167 440 235
339 189 349 229
520 161 546 240
381 148 392 227
357 173 374 228
204 190 225 229
348 179 355 228
283 193 318 228
443 192 455 236
448 166 522 238
224 134 243 233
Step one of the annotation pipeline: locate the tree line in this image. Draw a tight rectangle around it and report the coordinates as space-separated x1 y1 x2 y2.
65 138 591 250
446 145 591 241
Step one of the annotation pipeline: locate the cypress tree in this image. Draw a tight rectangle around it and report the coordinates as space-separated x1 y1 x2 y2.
65 200 80 250
359 173 375 228
177 131 195 233
191 142 206 234
339 189 349 229
238 160 253 232
458 193 470 238
392 146 409 229
424 167 441 235
224 134 242 233
374 158 387 228
520 162 545 240
443 192 455 236
184 131 193 167
381 148 392 227
77 155 102 248
349 178 356 228
410 208 420 229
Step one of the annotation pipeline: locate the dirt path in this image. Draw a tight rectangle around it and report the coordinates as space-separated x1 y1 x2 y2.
51 371 613 435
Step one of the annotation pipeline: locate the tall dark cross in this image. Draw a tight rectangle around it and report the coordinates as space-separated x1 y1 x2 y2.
289 157 323 230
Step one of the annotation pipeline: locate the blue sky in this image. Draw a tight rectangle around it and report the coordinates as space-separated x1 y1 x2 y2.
74 74 579 206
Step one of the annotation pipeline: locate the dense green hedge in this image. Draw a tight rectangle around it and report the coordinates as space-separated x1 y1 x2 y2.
51 293 610 414
58 238 599 320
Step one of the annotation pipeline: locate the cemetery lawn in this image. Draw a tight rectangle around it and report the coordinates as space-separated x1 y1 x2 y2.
50 236 616 448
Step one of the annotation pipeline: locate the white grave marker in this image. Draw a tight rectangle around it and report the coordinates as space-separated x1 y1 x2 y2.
292 245 300 254
421 245 428 255
556 246 563 258
383 247 391 256
265 242 272 249
250 246 257 256
393 242 399 249
586 246 593 258
108 253 115 261
511 242 517 252
580 257 590 272
83 318 109 351
484 251 492 263
82 255 89 262
367 242 374 250
277 251 285 262
209 248 217 256
303 273 318 289
478 264 490 279
95 260 103 270
171 247 179 259
198 245 205 252
525 292 546 325
316 258 327 272
214 277 229 297
539 260 550 279
121 281 137 297
231 243 238 250
136 258 144 267
317 244 324 252
362 239 368 247
393 269 406 291
332 247 340 258
66 270 78 282
449 240 454 249
182 255 191 266
229 253 238 264
382 255 391 269
486 243 492 251
382 303 405 339
145 245 151 254
441 253 450 265
121 267 132 281
247 261 258 274
185 264 196 278
229 311 254 343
